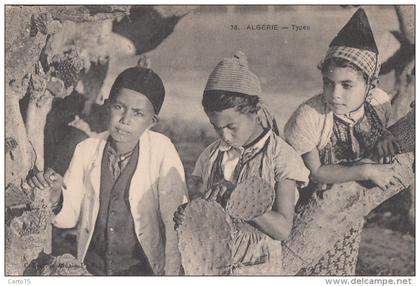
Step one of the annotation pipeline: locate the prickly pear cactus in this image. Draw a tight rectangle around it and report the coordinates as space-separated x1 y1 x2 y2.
226 177 275 221
177 199 233 275
51 49 85 88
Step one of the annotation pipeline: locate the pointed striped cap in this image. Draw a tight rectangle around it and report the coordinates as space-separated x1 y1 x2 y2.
204 51 262 96
330 8 378 54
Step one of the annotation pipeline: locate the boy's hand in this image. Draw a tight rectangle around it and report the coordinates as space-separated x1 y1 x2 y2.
204 180 235 207
364 164 398 191
26 168 60 189
375 129 401 163
173 203 188 230
26 168 63 205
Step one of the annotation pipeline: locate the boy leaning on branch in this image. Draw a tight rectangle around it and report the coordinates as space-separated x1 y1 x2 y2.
284 8 402 275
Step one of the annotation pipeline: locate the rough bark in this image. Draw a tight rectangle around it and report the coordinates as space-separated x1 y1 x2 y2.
5 85 35 187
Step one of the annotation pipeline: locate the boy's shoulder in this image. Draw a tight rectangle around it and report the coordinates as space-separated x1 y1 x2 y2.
76 132 108 150
295 93 328 116
144 129 173 145
144 130 184 157
286 93 328 128
198 139 222 159
137 130 177 155
269 132 298 153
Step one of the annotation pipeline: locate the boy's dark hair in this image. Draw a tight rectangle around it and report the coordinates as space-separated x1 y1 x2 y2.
319 57 369 83
202 90 260 114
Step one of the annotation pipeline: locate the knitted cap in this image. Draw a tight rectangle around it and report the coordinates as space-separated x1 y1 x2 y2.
204 51 262 96
109 56 165 114
330 8 378 53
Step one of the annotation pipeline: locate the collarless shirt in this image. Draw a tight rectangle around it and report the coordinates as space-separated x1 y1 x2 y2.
106 141 136 180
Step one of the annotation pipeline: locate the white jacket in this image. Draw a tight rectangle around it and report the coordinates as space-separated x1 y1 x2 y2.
53 130 189 275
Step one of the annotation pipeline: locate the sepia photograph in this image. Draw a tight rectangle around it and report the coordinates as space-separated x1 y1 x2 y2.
3 3 415 280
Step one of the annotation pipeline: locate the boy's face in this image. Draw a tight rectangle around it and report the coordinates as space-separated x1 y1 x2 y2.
108 88 156 150
322 66 368 115
206 108 259 148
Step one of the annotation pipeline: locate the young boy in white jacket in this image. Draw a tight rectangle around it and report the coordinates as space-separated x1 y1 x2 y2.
27 63 188 275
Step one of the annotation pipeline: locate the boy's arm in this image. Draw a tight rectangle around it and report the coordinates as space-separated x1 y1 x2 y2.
158 141 189 275
302 148 395 191
187 175 205 200
53 143 86 228
251 179 296 240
